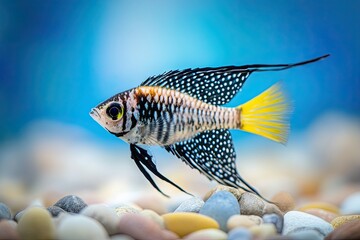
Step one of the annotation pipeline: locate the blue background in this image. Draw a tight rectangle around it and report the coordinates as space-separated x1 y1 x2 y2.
1 0 359 143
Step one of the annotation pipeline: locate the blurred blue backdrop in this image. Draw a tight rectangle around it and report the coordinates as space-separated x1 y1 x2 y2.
1 0 359 143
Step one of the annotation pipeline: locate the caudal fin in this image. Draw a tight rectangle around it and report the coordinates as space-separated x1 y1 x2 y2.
238 83 291 144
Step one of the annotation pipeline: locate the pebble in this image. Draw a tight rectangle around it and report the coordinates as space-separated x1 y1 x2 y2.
17 207 56 240
118 213 177 240
271 191 295 213
134 194 167 215
288 229 323 240
183 229 227 240
325 219 360 240
204 185 246 201
54 195 87 214
227 214 262 230
140 209 165 228
57 215 109 240
162 212 219 238
0 220 19 240
298 202 340 214
303 208 338 222
283 211 333 237
199 191 239 231
249 224 277 238
47 206 66 217
227 228 252 240
239 192 282 216
14 210 25 222
0 203 12 220
110 235 135 240
115 206 141 217
331 215 360 228
340 191 360 214
262 213 283 233
80 204 120 235
174 197 204 213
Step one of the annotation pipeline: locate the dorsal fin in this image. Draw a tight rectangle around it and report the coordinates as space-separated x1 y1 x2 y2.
140 54 329 106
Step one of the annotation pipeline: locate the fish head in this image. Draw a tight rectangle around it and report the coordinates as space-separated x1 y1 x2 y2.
90 92 130 136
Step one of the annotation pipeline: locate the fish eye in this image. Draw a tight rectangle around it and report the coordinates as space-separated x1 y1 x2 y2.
106 103 124 121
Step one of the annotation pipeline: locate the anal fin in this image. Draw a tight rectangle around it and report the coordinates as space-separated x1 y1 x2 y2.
165 129 262 196
130 144 192 197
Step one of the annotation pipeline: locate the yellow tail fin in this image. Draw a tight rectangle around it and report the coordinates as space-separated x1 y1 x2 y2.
238 83 291 144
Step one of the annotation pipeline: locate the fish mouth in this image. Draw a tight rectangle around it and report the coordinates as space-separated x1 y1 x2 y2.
89 108 101 120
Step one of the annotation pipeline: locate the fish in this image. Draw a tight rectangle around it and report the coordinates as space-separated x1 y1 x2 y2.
90 54 329 197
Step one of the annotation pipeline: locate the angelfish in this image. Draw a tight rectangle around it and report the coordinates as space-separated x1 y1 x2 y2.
90 54 329 197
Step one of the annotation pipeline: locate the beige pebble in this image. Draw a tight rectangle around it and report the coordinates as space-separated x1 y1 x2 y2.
134 194 167 215
140 209 165 228
115 206 141 217
250 223 277 238
81 204 120 235
184 229 227 240
227 214 262 230
240 192 282 216
271 192 295 213
17 207 56 240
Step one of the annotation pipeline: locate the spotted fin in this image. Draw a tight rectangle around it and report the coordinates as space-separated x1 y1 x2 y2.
130 144 192 197
141 67 251 106
164 129 261 196
140 55 329 106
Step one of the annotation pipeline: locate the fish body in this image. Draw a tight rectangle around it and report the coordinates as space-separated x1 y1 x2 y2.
90 54 329 197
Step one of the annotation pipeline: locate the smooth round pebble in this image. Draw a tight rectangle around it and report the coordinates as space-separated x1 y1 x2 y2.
340 191 360 214
110 235 135 240
271 192 295 213
81 204 120 235
17 207 56 240
325 219 360 240
239 192 282 216
250 223 277 238
303 208 338 222
228 228 252 240
47 206 66 217
331 215 360 228
174 197 204 213
289 229 323 240
0 220 19 240
298 202 339 214
183 229 227 240
134 195 167 214
118 213 177 240
199 191 239 231
204 185 246 201
162 212 219 238
262 213 283 233
140 209 164 228
115 206 141 217
57 215 108 240
227 214 262 230
283 211 333 237
54 195 87 214
0 203 12 220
